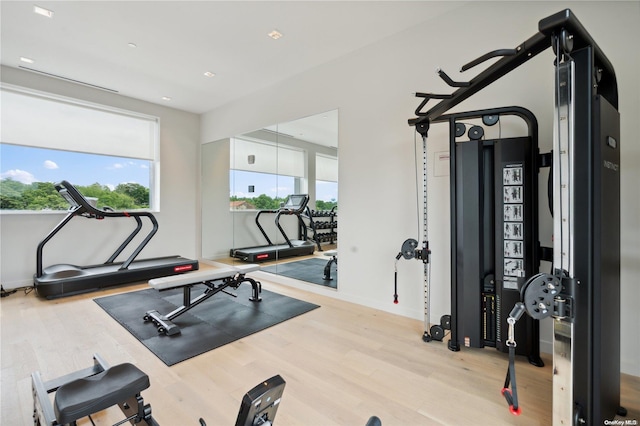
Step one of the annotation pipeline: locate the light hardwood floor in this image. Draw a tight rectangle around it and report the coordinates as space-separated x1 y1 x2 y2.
1 271 638 425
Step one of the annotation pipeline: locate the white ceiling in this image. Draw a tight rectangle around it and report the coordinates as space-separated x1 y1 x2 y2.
263 108 339 148
1 1 461 115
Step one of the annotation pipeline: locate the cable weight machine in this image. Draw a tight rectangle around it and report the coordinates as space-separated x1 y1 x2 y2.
396 105 549 362
401 9 624 425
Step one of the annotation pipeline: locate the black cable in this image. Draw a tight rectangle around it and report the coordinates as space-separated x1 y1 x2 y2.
502 345 521 415
0 286 16 298
1 285 34 298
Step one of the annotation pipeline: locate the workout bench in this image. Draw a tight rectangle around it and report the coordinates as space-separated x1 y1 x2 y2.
144 264 261 336
323 250 337 281
32 353 157 426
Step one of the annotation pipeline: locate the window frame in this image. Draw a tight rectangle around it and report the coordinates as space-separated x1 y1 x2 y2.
0 83 161 212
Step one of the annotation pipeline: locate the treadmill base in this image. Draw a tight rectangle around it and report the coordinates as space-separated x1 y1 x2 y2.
34 256 199 299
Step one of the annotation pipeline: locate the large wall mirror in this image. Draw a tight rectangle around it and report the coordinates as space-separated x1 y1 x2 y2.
201 110 339 288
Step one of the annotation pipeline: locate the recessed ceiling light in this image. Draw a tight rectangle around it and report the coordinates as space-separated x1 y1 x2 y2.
162 96 171 101
268 30 283 40
203 71 215 78
20 57 35 64
128 43 137 48
34 5 54 18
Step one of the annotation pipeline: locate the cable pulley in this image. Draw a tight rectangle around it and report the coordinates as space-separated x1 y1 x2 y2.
520 273 560 320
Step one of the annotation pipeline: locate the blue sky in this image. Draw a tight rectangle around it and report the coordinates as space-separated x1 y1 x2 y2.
0 144 150 189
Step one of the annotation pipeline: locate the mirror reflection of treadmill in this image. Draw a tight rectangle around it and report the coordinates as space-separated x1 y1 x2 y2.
230 194 316 262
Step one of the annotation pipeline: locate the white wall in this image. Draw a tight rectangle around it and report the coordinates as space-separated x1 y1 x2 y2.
0 65 201 288
201 2 640 376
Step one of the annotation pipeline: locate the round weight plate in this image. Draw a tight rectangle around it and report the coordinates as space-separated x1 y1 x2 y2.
522 273 560 320
482 114 499 126
440 314 451 330
468 125 484 140
430 325 445 342
455 123 466 137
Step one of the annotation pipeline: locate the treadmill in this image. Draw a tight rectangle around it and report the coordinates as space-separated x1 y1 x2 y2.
230 194 316 262
34 180 199 298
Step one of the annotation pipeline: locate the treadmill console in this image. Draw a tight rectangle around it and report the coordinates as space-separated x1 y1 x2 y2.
281 194 309 213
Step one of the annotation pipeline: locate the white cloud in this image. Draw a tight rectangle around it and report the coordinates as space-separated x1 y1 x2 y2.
270 186 292 194
43 160 59 169
112 163 125 169
105 183 115 191
1 169 37 184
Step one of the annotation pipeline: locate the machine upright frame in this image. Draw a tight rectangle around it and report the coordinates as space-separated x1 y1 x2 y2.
408 9 622 425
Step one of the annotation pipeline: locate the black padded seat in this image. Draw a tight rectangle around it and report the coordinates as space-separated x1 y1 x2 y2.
54 363 150 424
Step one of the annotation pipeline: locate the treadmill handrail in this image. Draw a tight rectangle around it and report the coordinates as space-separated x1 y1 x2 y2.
255 209 279 246
35 181 159 277
253 194 310 247
274 211 294 248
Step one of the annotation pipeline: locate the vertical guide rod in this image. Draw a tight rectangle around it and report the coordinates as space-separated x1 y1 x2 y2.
422 135 431 338
552 46 576 425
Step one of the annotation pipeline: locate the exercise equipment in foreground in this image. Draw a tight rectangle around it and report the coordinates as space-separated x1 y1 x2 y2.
406 8 624 425
31 353 286 426
34 180 198 299
32 353 158 426
230 194 315 262
235 374 285 426
144 264 261 336
32 356 379 426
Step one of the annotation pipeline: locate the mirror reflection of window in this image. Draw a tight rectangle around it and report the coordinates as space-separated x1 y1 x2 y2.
315 154 338 211
229 138 303 210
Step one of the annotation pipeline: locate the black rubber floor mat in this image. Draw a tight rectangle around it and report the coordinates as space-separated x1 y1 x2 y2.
94 285 319 366
262 258 337 288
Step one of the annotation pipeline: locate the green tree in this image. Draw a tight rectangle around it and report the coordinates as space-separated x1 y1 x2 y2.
0 179 27 209
21 182 68 210
99 191 137 210
75 183 137 210
316 199 337 211
0 179 150 211
79 183 110 199
0 178 27 196
115 183 149 207
253 194 279 210
0 194 26 209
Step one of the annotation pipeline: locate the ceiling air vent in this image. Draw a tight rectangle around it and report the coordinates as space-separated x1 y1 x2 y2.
18 66 119 93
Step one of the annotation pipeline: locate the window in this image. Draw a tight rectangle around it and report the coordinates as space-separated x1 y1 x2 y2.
229 137 304 210
315 154 338 210
0 84 159 211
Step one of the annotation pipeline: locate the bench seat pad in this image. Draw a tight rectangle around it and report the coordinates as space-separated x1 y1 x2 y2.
149 264 260 290
54 363 149 424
